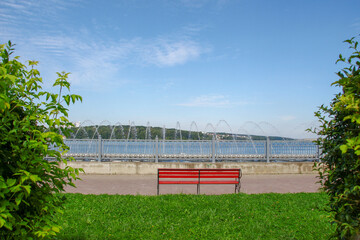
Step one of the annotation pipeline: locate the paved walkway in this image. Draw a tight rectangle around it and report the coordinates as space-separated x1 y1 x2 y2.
64 174 321 195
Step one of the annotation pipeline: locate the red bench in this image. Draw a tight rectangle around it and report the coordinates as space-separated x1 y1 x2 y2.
157 168 242 195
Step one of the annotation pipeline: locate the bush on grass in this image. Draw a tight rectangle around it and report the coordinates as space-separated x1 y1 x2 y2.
311 35 360 239
0 41 82 239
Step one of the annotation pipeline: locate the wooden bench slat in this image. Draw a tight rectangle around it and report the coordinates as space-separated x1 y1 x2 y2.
159 175 199 178
199 181 239 184
197 175 240 178
159 172 199 174
159 181 199 184
200 172 239 175
159 171 200 174
199 170 239 172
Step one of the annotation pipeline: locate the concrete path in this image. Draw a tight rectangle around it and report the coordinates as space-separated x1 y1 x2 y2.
64 174 321 195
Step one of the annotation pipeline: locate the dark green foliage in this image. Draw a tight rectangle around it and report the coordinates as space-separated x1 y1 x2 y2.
0 41 82 239
55 193 333 239
311 35 360 239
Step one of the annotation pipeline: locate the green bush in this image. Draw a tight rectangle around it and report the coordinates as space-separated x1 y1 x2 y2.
0 41 83 239
312 35 360 239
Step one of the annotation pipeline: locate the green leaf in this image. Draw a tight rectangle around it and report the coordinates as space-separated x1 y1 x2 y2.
0 180 7 189
63 95 70 105
4 221 13 230
29 174 41 183
52 226 61 233
19 175 28 184
0 217 5 228
10 185 21 193
15 193 24 206
6 179 16 187
22 185 31 195
340 144 348 153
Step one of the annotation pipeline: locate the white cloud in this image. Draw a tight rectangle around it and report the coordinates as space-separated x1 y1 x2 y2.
180 0 209 8
161 80 175 90
179 0 228 9
280 115 296 121
0 0 209 90
145 40 202 66
12 33 207 89
1 1 28 11
351 18 360 30
16 33 207 90
178 95 247 107
0 0 77 22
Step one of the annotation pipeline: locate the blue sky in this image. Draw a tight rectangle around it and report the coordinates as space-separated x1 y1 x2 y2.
1 0 360 138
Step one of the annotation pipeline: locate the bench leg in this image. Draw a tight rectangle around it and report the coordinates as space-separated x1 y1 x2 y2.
197 184 200 194
157 170 159 195
235 182 241 194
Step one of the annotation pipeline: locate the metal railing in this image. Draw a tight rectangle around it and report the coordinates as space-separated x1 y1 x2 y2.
59 137 318 162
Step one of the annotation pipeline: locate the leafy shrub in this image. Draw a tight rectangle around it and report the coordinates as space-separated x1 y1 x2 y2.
312 35 360 239
0 41 82 239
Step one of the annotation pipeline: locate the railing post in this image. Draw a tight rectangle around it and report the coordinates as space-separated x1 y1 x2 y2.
266 136 270 163
98 135 102 162
212 135 216 163
155 135 159 163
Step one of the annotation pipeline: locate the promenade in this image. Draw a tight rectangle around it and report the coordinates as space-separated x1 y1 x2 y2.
64 174 321 195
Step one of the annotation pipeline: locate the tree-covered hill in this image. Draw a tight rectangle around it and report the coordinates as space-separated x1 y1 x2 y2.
68 125 292 140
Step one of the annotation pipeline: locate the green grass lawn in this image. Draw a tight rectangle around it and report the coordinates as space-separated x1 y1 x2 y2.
55 193 333 239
